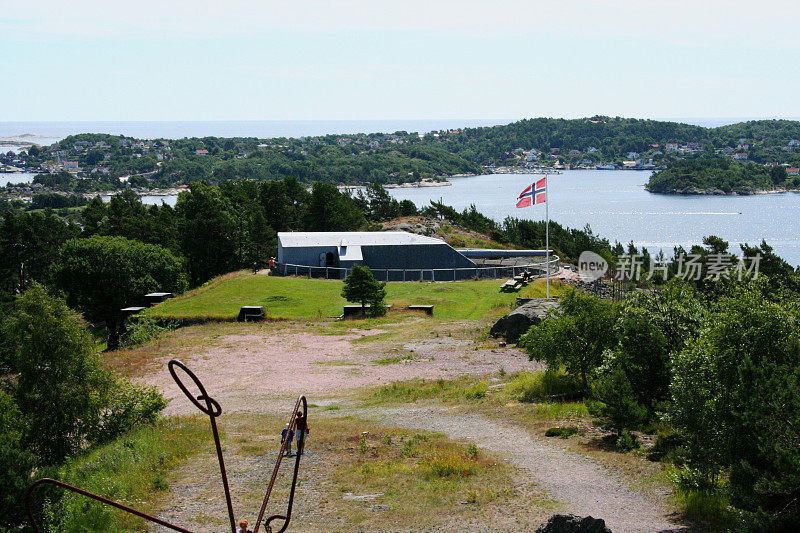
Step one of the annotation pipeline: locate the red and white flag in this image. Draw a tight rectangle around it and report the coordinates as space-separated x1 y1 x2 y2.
516 177 546 208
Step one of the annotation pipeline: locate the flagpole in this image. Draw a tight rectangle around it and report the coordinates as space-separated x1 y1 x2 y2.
545 171 550 298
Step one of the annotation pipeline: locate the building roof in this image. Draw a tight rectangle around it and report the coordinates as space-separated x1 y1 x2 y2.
278 231 445 248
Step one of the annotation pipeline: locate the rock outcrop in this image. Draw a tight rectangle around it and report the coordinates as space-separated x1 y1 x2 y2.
489 298 559 343
535 514 612 533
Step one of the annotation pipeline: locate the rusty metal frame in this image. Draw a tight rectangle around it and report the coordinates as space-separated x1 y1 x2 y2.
24 359 307 533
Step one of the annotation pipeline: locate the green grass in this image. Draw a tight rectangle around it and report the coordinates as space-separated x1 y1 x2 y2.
44 417 210 532
146 271 567 321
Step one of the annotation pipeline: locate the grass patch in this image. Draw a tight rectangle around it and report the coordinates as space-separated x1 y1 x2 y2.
44 416 210 532
311 359 361 366
374 353 414 365
145 271 567 321
331 425 514 525
506 370 585 403
368 376 491 404
675 488 729 526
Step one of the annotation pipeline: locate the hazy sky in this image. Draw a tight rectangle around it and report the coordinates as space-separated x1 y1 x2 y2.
2 0 800 121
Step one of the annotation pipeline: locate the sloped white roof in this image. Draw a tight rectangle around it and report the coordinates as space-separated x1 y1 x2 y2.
278 231 445 248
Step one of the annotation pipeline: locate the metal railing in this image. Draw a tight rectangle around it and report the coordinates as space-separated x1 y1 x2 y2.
276 256 560 282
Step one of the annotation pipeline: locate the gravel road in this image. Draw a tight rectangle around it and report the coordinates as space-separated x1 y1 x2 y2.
353 406 688 533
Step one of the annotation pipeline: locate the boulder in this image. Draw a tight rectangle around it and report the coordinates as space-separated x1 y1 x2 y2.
535 514 612 533
489 298 559 344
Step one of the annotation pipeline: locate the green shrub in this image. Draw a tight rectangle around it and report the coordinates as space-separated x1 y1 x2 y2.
588 363 649 435
121 317 175 347
90 381 168 444
544 426 580 439
615 429 640 452
647 432 686 463
463 381 487 400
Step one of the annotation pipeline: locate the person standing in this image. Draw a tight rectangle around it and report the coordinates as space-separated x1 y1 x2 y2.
295 410 308 456
281 423 294 456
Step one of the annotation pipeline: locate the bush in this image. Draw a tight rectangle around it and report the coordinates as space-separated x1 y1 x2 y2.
589 361 649 436
121 317 175 347
90 381 168 445
647 432 686 463
544 427 580 438
0 389 36 529
615 429 640 452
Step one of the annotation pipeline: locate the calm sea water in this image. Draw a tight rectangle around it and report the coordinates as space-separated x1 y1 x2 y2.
0 172 37 187
389 171 800 266
4 119 800 264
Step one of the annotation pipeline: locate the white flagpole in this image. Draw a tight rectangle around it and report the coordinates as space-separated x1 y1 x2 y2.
545 172 550 298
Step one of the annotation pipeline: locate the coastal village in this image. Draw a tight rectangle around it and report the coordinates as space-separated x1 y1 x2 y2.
4 118 800 204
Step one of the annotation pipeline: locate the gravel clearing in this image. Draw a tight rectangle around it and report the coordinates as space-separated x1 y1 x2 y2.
138 326 538 417
135 322 688 532
352 405 688 533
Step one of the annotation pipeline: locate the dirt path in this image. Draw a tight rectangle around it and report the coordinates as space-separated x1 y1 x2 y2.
132 323 537 417
130 322 687 531
352 405 687 533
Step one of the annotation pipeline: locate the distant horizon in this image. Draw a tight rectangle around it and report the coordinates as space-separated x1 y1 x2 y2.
3 116 800 143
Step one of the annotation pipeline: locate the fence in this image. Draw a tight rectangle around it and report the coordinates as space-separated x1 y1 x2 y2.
275 256 560 282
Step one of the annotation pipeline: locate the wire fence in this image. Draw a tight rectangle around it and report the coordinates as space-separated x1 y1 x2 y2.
275 257 560 282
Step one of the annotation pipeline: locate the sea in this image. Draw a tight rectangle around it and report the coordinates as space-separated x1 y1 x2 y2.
3 118 800 265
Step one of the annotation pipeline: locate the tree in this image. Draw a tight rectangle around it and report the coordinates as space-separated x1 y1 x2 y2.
53 236 187 348
341 265 387 317
669 288 800 515
175 182 238 285
0 389 35 528
2 284 112 465
303 182 365 231
520 289 618 389
0 211 80 300
604 280 705 411
1 285 166 528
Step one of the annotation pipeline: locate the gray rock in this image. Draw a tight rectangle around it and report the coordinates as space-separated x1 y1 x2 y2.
489 298 559 344
535 514 612 533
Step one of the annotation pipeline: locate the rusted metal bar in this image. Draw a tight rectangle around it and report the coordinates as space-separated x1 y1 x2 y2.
253 395 307 533
24 478 193 533
168 359 237 533
24 358 309 532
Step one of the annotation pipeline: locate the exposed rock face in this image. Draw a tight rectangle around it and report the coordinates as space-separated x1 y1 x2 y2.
489 298 559 344
535 514 612 533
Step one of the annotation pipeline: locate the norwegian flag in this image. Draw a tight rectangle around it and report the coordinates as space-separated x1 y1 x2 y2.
516 177 547 208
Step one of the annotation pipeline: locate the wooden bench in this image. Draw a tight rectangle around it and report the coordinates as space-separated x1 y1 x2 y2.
145 292 174 306
120 306 146 318
407 304 434 316
237 306 265 322
342 304 392 318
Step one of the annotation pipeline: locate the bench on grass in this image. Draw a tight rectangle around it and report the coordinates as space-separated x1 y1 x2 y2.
407 304 434 316
237 306 265 322
145 292 174 306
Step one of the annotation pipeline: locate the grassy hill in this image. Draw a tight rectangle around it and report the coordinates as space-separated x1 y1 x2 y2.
145 271 565 321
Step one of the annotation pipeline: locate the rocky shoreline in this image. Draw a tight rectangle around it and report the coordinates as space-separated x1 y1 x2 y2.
646 185 800 196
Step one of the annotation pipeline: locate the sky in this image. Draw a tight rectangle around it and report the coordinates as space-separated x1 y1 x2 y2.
2 0 800 122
